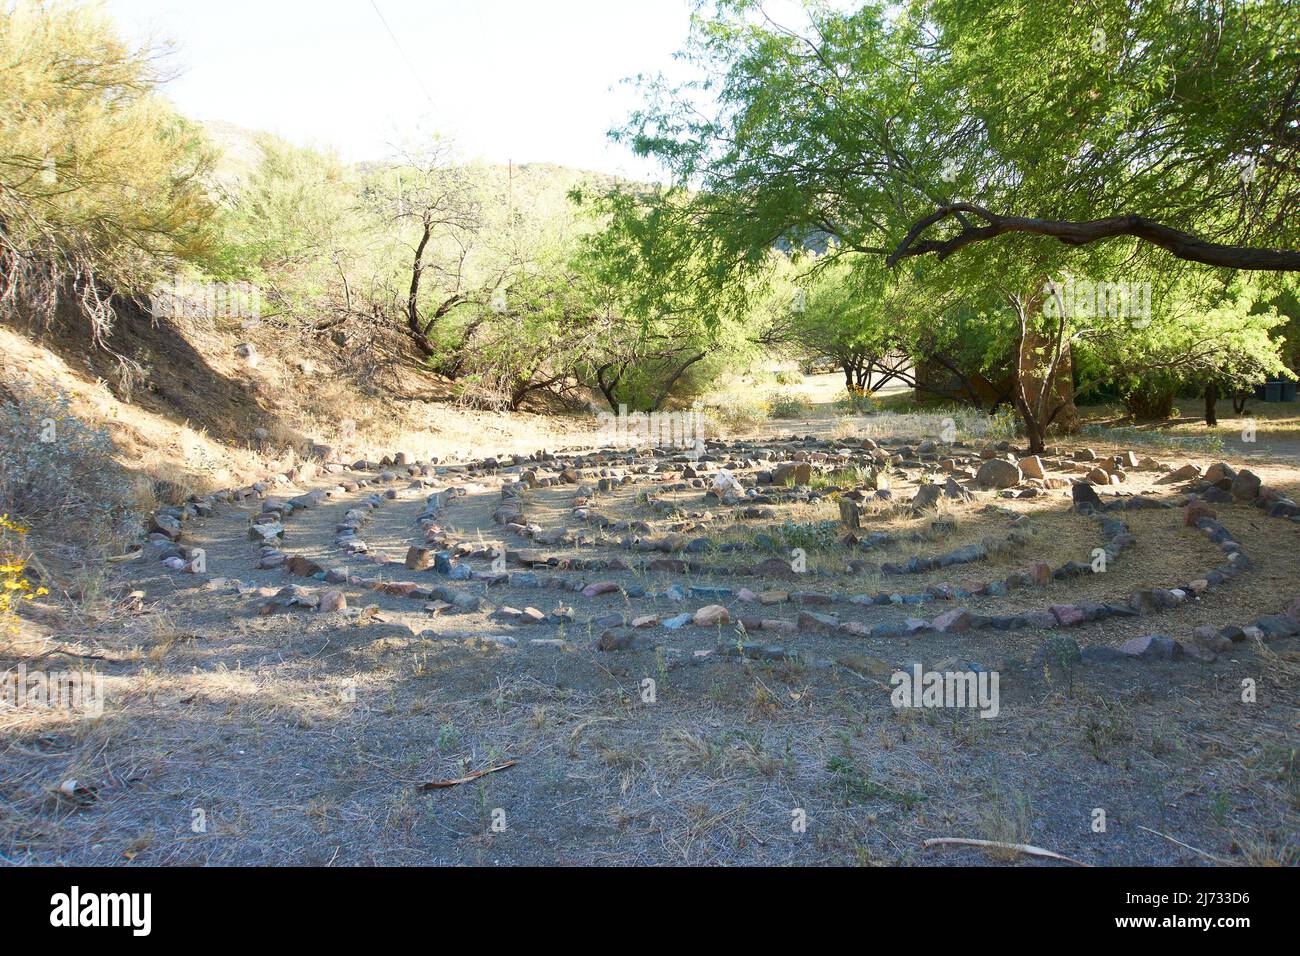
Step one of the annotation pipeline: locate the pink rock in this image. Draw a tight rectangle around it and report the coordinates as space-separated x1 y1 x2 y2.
693 604 730 626
1192 626 1232 653
1017 456 1045 479
797 610 839 632
287 555 323 577
1177 640 1216 663
318 590 347 613
932 608 971 633
1050 604 1086 626
1119 634 1182 659
582 581 619 598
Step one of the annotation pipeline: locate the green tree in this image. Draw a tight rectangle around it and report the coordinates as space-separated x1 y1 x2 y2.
212 135 361 313
0 0 214 339
613 0 1299 282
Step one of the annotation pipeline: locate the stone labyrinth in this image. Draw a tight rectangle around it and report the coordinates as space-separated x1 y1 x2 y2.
140 433 1300 681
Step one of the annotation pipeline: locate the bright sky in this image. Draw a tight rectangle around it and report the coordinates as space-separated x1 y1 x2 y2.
103 0 701 178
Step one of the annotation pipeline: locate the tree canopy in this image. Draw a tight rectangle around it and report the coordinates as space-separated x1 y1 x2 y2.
608 0 1298 290
0 0 214 339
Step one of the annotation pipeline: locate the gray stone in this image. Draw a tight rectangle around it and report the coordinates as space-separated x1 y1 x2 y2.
1071 483 1102 512
911 484 942 511
976 459 1023 489
1253 615 1299 640
1119 634 1183 660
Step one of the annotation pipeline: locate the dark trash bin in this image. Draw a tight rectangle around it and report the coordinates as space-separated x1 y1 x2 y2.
1264 381 1282 402
1282 380 1298 403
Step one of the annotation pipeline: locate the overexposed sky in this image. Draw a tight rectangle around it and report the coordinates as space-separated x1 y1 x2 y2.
103 0 702 177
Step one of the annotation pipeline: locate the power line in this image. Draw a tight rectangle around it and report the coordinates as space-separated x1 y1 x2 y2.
367 0 438 113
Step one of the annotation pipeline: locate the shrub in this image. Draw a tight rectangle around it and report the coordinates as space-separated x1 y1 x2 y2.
703 396 768 434
772 520 841 552
834 386 877 415
0 390 130 524
1120 381 1177 420
768 390 810 419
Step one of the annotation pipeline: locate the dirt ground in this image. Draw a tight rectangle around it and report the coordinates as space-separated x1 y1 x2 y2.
1 427 1297 867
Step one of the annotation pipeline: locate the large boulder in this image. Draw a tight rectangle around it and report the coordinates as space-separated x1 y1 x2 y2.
975 459 1022 489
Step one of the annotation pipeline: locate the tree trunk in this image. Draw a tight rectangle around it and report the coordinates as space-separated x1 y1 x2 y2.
1017 320 1079 433
1015 391 1047 453
1204 380 1219 426
594 361 626 412
406 221 435 357
650 352 706 411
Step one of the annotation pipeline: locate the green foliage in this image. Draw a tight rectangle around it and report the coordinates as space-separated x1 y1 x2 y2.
0 0 216 337
597 0 1297 437
11 0 1292 432
1076 285 1287 418
766 390 810 419
211 136 361 305
611 0 1297 282
767 520 841 552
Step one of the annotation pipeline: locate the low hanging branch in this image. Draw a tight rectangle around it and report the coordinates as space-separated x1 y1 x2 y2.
887 203 1300 272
